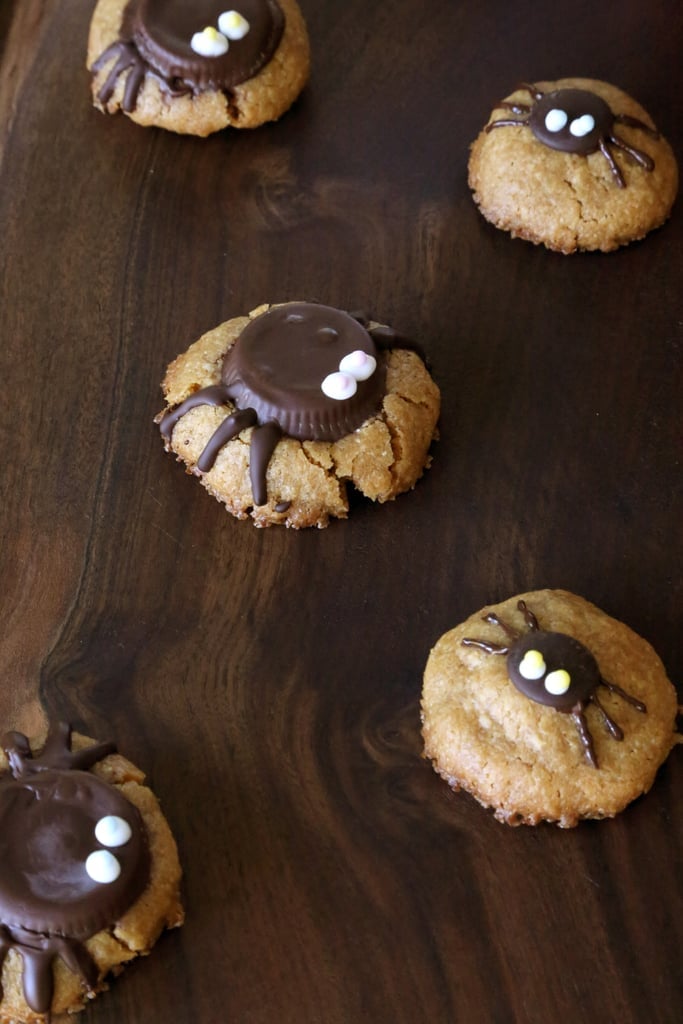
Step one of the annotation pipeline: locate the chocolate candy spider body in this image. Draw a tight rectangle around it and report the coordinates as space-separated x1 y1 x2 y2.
0 723 150 1017
486 82 659 188
462 600 647 767
92 0 285 113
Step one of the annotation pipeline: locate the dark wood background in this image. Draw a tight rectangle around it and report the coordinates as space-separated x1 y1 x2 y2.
1 1 681 1022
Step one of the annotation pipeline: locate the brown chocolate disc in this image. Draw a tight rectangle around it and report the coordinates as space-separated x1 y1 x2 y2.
0 769 150 941
528 88 613 155
221 303 386 442
507 631 601 710
125 0 285 91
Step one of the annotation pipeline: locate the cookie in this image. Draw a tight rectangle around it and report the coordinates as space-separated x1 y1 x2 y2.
421 590 680 827
468 78 678 252
157 302 440 528
88 0 310 134
0 722 183 1022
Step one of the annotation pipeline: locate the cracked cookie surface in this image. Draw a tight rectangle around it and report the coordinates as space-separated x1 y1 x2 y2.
421 590 679 827
468 78 678 252
157 303 440 528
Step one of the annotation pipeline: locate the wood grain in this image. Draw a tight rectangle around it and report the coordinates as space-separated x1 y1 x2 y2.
0 1 681 1022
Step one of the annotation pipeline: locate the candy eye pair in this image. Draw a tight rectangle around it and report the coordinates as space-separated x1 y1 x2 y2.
321 351 378 401
544 108 595 138
85 815 132 884
191 11 250 57
519 649 571 695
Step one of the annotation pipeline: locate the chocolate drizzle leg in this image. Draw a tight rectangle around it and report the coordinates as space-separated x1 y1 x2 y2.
92 40 149 112
1 926 100 1020
591 693 624 740
196 408 258 473
461 637 509 656
159 385 233 442
249 421 282 506
571 703 598 768
602 678 647 712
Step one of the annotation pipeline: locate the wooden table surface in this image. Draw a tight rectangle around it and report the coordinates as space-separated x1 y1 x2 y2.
1 1 682 1022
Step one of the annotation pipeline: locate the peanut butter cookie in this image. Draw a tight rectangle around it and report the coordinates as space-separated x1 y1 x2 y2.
421 590 679 827
157 302 440 528
468 78 678 252
88 0 310 134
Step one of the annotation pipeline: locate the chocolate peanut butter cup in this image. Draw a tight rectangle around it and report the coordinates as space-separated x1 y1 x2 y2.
221 302 387 443
124 0 285 94
0 722 183 1021
0 769 149 940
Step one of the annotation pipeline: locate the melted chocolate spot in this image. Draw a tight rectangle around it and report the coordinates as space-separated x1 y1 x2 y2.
528 88 614 155
506 631 600 710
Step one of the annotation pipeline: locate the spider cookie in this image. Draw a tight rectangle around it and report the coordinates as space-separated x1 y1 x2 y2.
88 0 310 134
157 302 440 528
421 590 679 827
468 78 678 252
0 722 183 1022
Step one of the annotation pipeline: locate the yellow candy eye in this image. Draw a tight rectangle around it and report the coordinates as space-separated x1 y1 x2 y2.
190 26 229 57
544 669 571 695
218 10 251 40
519 649 546 680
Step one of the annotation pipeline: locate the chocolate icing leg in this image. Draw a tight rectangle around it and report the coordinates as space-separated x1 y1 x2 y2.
250 422 282 506
571 704 598 768
197 409 258 473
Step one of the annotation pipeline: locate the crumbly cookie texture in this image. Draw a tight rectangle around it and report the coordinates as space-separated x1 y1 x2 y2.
421 590 679 827
158 304 440 529
88 0 310 135
0 730 183 1023
468 78 678 253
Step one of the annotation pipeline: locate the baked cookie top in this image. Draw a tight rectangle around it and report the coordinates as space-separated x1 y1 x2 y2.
157 302 440 528
421 590 679 827
468 78 678 252
88 0 310 134
0 722 183 1023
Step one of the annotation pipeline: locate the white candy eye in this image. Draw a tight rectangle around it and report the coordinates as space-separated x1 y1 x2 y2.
519 650 547 680
218 10 250 39
545 108 568 133
544 669 571 695
85 849 121 884
95 815 132 848
190 26 229 57
339 350 377 382
570 114 595 137
321 372 357 401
